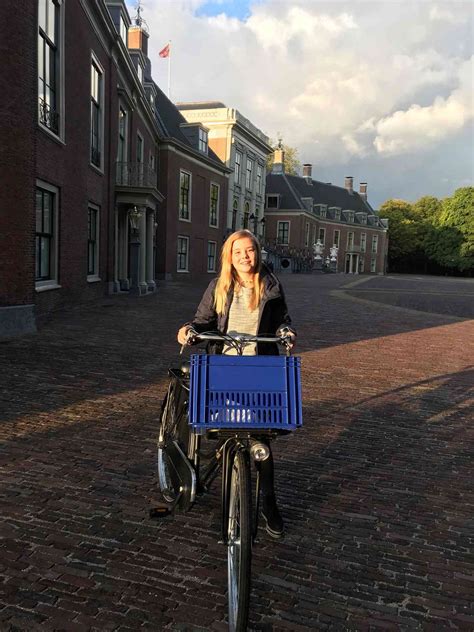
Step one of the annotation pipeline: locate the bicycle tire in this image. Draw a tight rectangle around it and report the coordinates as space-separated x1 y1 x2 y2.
227 449 252 632
157 379 188 503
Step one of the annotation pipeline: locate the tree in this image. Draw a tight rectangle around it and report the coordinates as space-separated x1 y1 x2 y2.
379 199 421 268
266 140 301 176
424 188 474 271
412 196 442 223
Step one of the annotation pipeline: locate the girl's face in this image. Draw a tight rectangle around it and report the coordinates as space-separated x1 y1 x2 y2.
231 237 257 276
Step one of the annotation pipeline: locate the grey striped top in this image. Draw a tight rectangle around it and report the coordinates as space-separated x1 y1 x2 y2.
223 287 259 356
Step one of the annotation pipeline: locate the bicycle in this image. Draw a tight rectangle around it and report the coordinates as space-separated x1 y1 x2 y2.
153 330 302 631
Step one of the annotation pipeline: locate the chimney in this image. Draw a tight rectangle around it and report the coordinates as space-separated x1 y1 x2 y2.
359 182 368 201
344 176 353 194
128 25 149 56
302 164 312 178
271 146 285 175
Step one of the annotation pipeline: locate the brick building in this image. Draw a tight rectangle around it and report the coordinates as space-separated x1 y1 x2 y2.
0 0 229 338
264 148 389 274
177 102 272 237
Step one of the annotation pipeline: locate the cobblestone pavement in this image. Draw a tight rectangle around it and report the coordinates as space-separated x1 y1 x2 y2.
1 274 473 631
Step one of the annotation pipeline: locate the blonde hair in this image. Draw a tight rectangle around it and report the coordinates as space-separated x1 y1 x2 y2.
214 230 264 315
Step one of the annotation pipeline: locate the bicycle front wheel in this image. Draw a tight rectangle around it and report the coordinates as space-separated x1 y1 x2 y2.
227 449 252 632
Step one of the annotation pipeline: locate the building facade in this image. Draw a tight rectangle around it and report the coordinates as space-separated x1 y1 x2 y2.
177 102 272 238
0 0 229 338
264 150 389 274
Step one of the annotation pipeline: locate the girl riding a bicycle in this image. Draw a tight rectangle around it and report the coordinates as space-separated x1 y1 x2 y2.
178 229 296 538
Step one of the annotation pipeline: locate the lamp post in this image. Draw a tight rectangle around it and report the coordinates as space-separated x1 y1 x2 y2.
128 205 142 294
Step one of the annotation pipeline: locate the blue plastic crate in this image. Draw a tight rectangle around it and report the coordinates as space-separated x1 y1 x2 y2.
189 354 303 433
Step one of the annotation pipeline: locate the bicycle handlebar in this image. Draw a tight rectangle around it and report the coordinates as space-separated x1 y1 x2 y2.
180 328 295 356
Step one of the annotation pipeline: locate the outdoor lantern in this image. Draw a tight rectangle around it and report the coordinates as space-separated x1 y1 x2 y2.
128 205 142 232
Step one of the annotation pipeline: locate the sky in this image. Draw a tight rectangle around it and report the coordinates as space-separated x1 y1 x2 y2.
128 0 474 209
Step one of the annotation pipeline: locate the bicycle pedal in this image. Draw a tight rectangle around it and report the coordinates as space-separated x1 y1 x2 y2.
149 505 173 519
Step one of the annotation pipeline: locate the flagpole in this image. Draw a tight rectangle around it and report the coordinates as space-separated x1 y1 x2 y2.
167 41 171 100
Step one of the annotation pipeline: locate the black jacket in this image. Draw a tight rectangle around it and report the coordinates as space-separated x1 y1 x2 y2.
188 266 294 355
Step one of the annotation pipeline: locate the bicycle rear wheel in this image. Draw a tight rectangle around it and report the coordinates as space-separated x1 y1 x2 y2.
227 449 252 632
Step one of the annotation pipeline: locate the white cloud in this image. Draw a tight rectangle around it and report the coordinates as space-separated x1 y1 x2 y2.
373 56 474 155
137 0 474 204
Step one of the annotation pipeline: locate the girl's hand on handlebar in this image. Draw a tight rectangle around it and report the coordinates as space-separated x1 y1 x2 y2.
277 326 296 350
177 326 191 345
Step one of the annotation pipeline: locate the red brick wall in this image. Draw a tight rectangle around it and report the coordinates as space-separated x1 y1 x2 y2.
0 1 37 307
35 0 117 315
157 148 228 280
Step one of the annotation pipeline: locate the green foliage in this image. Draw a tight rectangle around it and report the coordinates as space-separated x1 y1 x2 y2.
267 140 301 176
380 188 473 274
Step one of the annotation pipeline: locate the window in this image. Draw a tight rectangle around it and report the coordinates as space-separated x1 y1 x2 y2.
117 107 127 163
346 211 354 223
199 128 208 153
256 165 263 193
313 225 317 245
207 241 217 272
360 233 366 253
38 0 61 135
234 151 242 184
136 133 143 164
277 221 290 245
90 58 103 167
370 256 377 273
318 228 326 244
232 199 238 231
177 236 189 271
347 231 354 249
179 171 191 220
267 195 278 209
120 14 128 45
320 205 327 218
149 150 155 173
305 222 310 247
209 183 219 227
372 235 379 253
335 209 341 221
243 202 250 229
360 257 365 273
333 230 340 248
35 183 58 286
87 205 100 278
245 158 253 189
137 63 143 84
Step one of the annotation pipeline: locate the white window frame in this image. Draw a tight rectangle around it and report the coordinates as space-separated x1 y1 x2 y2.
361 232 367 253
372 235 379 253
35 179 60 292
207 241 217 273
90 52 105 172
120 13 128 46
256 164 263 193
137 63 143 84
277 220 290 245
318 227 326 245
234 150 242 185
177 236 190 272
347 231 354 249
38 0 65 141
209 182 219 228
179 170 192 222
335 209 341 221
370 256 377 273
199 128 208 153
333 229 340 248
360 257 365 273
87 203 100 282
245 158 253 190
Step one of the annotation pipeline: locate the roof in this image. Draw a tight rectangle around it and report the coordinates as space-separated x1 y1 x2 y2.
152 86 228 169
176 101 227 110
266 172 377 217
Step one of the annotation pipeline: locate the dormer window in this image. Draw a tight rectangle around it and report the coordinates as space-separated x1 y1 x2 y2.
120 14 128 46
301 197 313 212
199 128 208 153
266 194 279 209
343 210 354 223
137 64 143 84
320 204 327 218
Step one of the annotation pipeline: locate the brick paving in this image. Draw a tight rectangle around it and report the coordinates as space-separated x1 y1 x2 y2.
0 274 473 631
